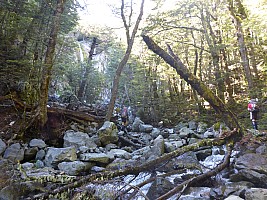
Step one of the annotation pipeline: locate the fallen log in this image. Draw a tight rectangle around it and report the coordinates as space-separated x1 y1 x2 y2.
32 129 238 199
157 144 233 200
48 107 105 123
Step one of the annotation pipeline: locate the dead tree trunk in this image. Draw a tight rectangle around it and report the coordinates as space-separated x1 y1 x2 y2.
142 35 242 133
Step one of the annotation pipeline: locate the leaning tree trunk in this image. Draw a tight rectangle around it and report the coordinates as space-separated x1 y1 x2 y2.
105 0 145 121
77 37 97 101
142 35 242 133
38 0 66 127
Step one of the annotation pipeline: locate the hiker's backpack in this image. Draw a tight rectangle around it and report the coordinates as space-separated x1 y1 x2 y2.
248 101 258 112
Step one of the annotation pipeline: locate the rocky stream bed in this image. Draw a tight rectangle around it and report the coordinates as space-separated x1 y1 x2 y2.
0 118 267 200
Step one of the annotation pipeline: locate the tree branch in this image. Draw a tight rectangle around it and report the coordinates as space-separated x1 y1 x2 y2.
142 34 242 133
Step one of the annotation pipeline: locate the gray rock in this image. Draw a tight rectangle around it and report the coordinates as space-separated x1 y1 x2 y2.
79 152 114 164
165 141 183 152
235 153 267 175
97 121 118 146
179 127 195 139
0 184 23 200
146 177 174 199
0 139 6 155
22 162 34 170
78 146 90 153
174 122 188 132
29 139 46 149
203 130 215 138
105 143 118 151
181 187 211 199
91 166 105 172
3 143 24 162
109 149 131 159
238 169 267 188
151 128 161 138
139 124 153 133
159 129 169 138
197 122 208 133
195 148 212 161
35 149 46 160
188 120 197 130
35 160 45 168
58 161 94 175
175 151 200 170
168 133 181 141
224 181 254 197
139 133 153 145
188 138 200 145
154 135 165 152
245 188 267 200
132 117 144 132
44 147 77 167
63 130 97 149
224 195 244 200
256 145 267 154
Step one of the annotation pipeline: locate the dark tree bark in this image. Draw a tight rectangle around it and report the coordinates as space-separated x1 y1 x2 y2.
38 0 66 127
142 35 242 132
77 37 97 101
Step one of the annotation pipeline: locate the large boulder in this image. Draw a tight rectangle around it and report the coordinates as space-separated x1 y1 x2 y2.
143 135 165 161
132 117 144 132
139 124 153 133
63 130 97 149
231 153 267 188
245 188 267 200
44 147 77 167
97 121 118 146
3 143 24 162
29 139 46 149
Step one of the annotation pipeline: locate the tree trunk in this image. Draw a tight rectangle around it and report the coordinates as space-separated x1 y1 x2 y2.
33 133 237 199
227 0 254 95
105 0 145 121
77 37 97 101
142 35 242 132
38 0 66 127
200 8 225 101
